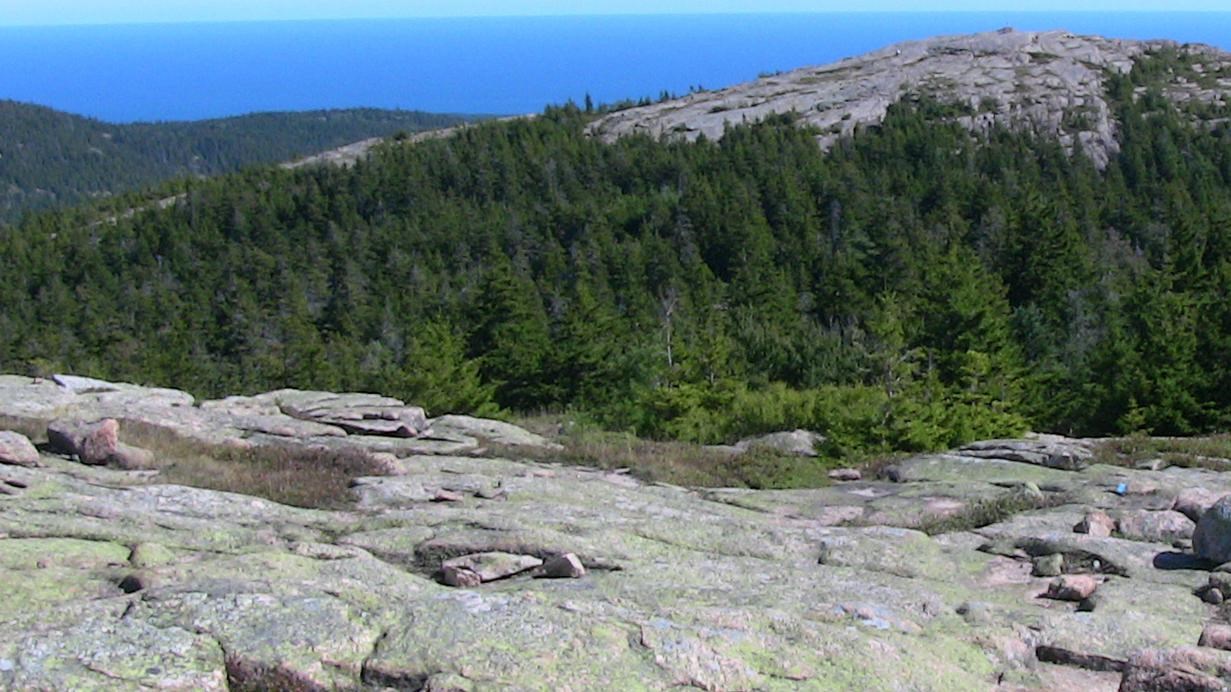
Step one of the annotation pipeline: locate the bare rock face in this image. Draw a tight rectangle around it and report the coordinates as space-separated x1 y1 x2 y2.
589 29 1231 169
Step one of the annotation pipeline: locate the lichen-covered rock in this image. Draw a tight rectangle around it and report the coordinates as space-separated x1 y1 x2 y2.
0 431 39 467
1032 553 1064 577
440 552 542 583
129 542 176 568
4 373 1231 689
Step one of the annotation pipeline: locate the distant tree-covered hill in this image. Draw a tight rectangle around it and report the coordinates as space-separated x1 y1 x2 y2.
0 100 473 223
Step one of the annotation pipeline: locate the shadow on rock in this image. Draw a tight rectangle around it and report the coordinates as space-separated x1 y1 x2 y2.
1152 551 1213 571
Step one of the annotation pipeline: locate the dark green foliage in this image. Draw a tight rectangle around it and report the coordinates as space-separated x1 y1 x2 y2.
0 100 472 223
4 49 1231 465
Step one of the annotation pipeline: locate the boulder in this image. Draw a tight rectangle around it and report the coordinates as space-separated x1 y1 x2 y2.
540 553 586 579
428 415 561 450
109 443 155 470
734 429 826 457
440 565 482 587
1195 496 1231 564
957 435 1093 470
1045 575 1099 602
1200 624 1231 651
1120 647 1231 691
1032 553 1064 577
828 468 862 482
1177 488 1228 524
0 431 40 467
1115 510 1195 543
432 489 466 503
46 418 119 465
440 552 543 583
1074 510 1116 537
51 373 120 394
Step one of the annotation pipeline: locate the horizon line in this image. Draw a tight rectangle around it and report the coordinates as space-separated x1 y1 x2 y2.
4 9 1230 30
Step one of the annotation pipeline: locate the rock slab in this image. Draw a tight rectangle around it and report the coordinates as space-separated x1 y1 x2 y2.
0 431 39 467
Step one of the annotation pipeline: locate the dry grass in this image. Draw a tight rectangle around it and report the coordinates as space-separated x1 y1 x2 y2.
1090 434 1231 471
499 425 839 489
917 488 1070 536
118 423 388 509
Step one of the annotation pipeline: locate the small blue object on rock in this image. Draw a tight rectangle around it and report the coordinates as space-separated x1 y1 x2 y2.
1114 482 1128 496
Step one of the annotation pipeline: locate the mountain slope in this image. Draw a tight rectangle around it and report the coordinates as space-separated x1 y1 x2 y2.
3 32 1231 456
0 101 474 223
589 28 1231 167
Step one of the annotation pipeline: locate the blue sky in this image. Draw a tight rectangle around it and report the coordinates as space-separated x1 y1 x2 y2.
2 0 1226 26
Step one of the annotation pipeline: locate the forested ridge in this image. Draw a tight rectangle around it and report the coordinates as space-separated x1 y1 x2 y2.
0 100 471 223
4 51 1231 462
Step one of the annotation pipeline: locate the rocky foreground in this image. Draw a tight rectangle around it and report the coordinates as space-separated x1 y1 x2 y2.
4 376 1231 689
589 28 1231 168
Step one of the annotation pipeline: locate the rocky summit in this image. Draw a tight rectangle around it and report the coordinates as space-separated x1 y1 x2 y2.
588 28 1231 168
6 376 1231 689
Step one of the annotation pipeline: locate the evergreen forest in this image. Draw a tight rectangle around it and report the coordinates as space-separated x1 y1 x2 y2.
4 52 1231 463
0 100 472 223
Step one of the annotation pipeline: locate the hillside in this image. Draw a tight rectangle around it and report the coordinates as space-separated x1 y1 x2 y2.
0 101 473 223
3 30 1231 464
590 28 1231 168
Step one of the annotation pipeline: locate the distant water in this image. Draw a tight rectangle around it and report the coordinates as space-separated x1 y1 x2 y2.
1 13 1230 122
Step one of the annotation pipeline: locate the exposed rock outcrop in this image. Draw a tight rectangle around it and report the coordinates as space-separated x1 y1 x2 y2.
1 374 1230 689
589 29 1231 169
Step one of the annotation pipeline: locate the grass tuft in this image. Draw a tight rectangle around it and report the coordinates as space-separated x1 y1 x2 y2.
1090 434 1231 471
117 423 388 509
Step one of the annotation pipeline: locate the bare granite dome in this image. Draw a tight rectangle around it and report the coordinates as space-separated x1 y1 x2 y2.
588 29 1231 168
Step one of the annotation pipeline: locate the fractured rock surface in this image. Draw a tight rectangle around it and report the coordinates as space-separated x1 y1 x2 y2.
1 374 1231 688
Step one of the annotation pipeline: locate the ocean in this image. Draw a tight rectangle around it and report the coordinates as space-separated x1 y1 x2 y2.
2 12 1229 123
